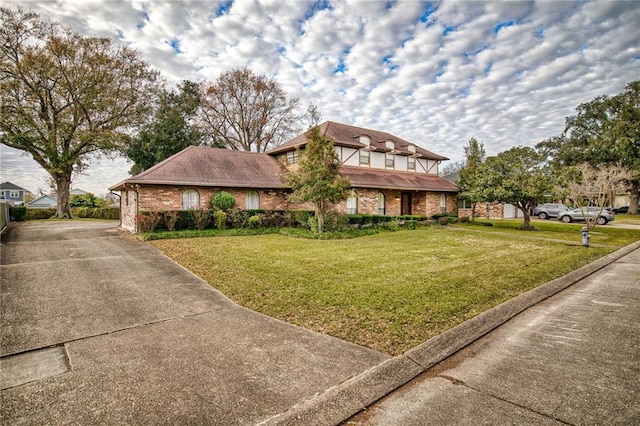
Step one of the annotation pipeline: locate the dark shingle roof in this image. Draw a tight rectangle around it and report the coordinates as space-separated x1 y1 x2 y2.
340 167 459 192
0 181 29 191
110 146 287 191
267 121 448 161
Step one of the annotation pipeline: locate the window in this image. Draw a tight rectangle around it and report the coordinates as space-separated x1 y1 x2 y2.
407 156 416 170
458 199 472 209
346 190 358 214
359 149 370 165
246 191 259 209
440 193 447 213
10 190 19 198
182 189 200 210
377 193 385 215
286 150 300 164
385 153 395 168
360 136 370 147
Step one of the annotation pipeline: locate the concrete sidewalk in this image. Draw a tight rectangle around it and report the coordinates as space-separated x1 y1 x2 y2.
1 221 638 425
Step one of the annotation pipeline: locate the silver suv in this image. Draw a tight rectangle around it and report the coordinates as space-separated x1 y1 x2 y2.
533 203 571 220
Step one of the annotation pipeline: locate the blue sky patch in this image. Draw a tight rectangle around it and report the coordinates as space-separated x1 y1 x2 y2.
216 1 233 17
167 39 181 53
334 58 346 74
493 20 515 35
443 25 455 36
534 26 545 39
305 0 332 20
420 2 437 23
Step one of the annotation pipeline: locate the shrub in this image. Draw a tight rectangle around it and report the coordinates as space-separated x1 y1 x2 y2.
214 210 227 230
248 215 262 229
192 209 211 230
229 209 250 228
25 208 56 220
138 211 163 232
438 216 449 226
290 210 314 228
211 191 236 211
347 214 363 225
380 219 401 232
404 219 418 229
9 206 27 221
459 216 470 223
164 211 179 231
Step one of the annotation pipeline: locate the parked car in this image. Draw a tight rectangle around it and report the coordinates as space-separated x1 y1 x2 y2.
613 206 639 214
558 207 615 225
532 203 571 220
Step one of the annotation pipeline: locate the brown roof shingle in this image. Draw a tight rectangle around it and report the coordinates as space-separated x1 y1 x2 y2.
109 146 286 191
340 166 459 192
268 121 449 161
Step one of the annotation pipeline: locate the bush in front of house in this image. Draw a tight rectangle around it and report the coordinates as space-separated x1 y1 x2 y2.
248 215 262 229
9 206 28 221
214 210 227 230
211 191 236 211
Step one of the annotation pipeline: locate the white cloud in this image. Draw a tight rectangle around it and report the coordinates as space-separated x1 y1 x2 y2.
2 0 639 191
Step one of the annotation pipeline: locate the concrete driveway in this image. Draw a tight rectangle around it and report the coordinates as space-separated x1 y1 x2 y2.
0 221 387 424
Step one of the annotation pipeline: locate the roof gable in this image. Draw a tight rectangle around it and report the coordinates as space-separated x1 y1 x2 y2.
0 181 29 192
267 121 448 161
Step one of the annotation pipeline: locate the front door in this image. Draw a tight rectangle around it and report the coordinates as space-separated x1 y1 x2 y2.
401 192 412 215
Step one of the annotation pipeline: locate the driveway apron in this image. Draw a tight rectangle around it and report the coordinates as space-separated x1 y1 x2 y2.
0 221 387 425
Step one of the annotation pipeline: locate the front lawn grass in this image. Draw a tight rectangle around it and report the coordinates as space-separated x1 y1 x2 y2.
151 226 640 356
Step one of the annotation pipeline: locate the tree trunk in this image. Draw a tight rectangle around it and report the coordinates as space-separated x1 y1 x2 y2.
54 172 73 219
471 202 477 222
316 208 324 234
629 180 639 215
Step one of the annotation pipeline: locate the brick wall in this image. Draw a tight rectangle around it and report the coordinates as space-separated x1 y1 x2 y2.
136 185 290 211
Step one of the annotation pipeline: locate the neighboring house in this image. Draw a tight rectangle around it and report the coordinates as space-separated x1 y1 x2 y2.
27 195 58 209
26 189 88 209
0 182 31 206
110 121 460 232
442 172 523 219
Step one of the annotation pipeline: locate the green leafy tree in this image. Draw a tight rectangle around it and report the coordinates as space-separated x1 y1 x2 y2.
457 137 486 221
124 80 212 175
0 8 160 218
538 80 640 214
479 146 558 230
199 68 301 152
284 108 351 234
70 192 107 208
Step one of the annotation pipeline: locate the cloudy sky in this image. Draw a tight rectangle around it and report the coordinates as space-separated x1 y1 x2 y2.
1 0 639 196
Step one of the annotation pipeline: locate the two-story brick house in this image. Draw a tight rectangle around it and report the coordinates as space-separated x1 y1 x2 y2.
110 121 459 232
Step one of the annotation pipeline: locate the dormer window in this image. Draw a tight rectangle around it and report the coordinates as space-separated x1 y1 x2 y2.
408 144 416 154
385 140 394 151
360 136 370 147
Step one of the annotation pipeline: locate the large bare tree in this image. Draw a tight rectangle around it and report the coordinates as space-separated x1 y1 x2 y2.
198 68 301 152
0 8 160 218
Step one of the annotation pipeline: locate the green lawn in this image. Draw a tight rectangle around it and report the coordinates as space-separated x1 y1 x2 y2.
151 225 640 355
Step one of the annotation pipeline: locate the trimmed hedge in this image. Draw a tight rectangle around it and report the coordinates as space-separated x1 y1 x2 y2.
10 207 120 221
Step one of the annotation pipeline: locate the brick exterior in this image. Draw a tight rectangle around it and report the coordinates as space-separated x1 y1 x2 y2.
334 188 458 217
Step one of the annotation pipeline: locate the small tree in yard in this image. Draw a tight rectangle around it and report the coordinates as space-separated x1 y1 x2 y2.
285 109 350 234
478 146 558 230
458 137 486 221
564 163 633 231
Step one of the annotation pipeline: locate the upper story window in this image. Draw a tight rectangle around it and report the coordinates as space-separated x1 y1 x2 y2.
246 191 259 209
360 136 370 147
385 140 394 151
360 149 370 165
286 150 300 164
407 144 416 154
385 153 395 168
10 190 20 198
407 156 416 170
182 189 200 210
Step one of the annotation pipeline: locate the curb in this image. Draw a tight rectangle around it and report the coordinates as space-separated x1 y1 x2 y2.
262 240 640 426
